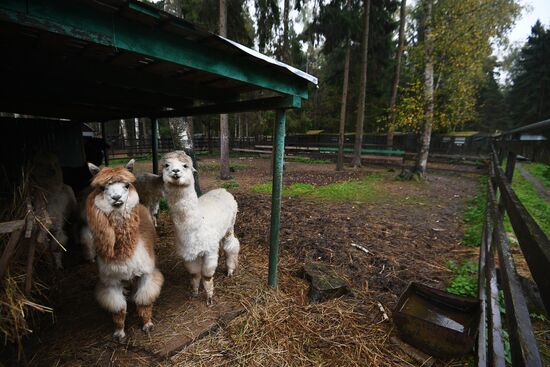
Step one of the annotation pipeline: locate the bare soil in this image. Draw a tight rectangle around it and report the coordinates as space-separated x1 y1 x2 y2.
24 157 482 366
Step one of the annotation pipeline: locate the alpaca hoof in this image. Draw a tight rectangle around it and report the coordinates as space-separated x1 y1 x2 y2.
227 269 234 277
142 322 154 333
113 329 126 341
191 290 199 298
206 296 213 306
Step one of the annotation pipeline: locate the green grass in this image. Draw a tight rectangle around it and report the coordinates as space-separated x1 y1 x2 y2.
446 260 478 298
462 176 487 247
250 174 383 202
221 180 240 190
159 198 169 211
285 157 332 164
524 162 550 188
512 170 550 237
109 155 151 165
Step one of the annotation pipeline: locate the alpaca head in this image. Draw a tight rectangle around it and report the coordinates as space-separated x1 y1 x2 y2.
31 152 63 189
161 151 196 187
88 160 139 212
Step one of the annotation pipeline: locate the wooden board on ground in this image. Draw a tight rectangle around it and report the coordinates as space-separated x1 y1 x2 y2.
28 262 245 366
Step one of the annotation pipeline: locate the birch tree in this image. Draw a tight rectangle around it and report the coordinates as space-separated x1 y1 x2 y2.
351 0 371 168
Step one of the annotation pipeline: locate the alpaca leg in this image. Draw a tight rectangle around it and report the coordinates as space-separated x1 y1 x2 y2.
136 304 153 332
50 227 68 269
96 280 127 339
80 225 96 262
222 234 240 276
134 269 164 332
112 310 127 341
152 202 160 227
202 252 219 306
184 259 203 297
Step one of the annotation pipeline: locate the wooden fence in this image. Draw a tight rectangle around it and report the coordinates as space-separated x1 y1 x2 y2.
477 121 549 366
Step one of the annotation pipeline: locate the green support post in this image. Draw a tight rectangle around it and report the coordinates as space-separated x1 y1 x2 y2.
151 117 159 174
268 109 286 288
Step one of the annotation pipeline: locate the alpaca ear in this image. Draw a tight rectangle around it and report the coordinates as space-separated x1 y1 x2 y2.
192 167 198 173
88 162 101 176
126 159 135 172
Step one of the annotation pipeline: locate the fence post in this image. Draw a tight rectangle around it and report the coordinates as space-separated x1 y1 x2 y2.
101 121 109 166
504 150 517 182
151 117 159 174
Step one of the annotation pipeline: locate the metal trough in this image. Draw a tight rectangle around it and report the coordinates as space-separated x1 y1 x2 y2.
393 282 481 358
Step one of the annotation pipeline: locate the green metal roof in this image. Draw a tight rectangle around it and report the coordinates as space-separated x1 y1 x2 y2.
0 0 317 121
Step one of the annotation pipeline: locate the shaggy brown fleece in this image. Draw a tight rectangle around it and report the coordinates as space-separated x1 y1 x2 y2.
90 166 136 188
86 191 141 262
86 164 152 262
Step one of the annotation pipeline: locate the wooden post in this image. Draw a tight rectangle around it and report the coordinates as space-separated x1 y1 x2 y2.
101 121 109 166
268 110 286 288
151 117 159 174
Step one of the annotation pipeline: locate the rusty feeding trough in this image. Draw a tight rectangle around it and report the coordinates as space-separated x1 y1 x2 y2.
393 282 481 358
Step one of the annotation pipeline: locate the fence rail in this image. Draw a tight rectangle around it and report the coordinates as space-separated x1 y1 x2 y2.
477 120 550 366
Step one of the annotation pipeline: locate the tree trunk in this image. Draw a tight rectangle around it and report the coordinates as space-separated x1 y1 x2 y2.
386 0 407 148
219 0 231 179
413 0 434 177
351 0 371 168
336 44 351 171
282 0 290 63
207 121 213 154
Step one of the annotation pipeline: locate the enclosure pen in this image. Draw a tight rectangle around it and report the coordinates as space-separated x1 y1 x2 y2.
0 0 317 359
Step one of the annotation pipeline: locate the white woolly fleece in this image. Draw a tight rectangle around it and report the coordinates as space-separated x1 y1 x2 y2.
134 269 164 306
168 188 238 262
96 281 126 313
97 239 155 281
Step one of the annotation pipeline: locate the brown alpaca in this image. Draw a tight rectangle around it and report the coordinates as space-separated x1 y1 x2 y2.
86 160 163 340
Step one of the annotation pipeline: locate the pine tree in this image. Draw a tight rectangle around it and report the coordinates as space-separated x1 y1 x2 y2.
508 21 550 127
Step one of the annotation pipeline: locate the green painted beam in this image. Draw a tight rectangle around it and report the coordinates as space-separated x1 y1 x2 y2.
268 109 286 288
0 0 310 99
155 95 301 119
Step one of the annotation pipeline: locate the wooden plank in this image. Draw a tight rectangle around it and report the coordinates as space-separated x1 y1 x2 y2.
492 157 550 315
0 228 24 281
476 178 492 367
158 307 245 357
493 212 543 366
0 220 24 234
485 178 506 367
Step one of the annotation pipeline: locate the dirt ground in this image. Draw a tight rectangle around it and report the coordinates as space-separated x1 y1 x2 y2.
25 156 483 366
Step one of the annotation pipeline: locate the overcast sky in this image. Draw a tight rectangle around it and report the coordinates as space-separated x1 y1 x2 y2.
508 0 550 45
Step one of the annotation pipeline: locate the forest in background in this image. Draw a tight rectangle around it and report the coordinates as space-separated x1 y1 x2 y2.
109 0 550 144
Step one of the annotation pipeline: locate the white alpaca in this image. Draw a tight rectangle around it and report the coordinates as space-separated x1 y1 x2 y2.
86 160 164 340
31 153 77 269
162 151 239 305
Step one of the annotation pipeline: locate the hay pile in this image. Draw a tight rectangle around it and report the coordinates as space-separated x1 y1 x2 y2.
172 246 421 367
0 168 53 359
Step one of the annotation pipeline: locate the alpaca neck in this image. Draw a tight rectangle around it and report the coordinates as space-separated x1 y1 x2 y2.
165 183 199 221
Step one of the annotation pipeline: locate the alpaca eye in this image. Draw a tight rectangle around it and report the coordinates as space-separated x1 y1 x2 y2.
183 164 188 169
100 186 105 191
124 184 129 189
164 164 169 168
